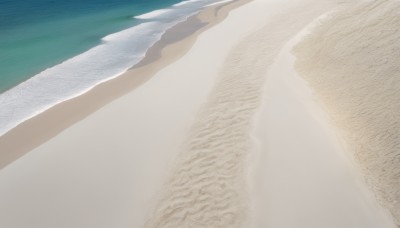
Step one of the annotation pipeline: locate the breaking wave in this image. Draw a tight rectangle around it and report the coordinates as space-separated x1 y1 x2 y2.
0 0 229 137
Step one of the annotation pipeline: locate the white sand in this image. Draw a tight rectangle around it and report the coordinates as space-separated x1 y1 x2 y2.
293 0 400 224
0 0 397 227
0 1 273 228
143 0 352 227
250 26 396 228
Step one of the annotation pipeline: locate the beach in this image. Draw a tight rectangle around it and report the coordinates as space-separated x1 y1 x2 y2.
293 0 400 224
0 0 398 227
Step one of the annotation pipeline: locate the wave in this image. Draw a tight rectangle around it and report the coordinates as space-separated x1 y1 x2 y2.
134 9 174 20
0 0 229 137
173 0 202 7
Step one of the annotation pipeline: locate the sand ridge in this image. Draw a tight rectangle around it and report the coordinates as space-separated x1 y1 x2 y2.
145 0 344 227
0 0 398 227
293 0 400 225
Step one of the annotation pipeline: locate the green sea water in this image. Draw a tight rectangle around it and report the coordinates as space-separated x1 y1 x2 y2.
0 0 180 93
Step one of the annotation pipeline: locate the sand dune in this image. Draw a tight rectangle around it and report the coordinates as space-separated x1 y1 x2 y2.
293 0 400 225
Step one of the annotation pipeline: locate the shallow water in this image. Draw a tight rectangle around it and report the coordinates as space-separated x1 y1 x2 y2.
0 0 225 136
0 0 181 93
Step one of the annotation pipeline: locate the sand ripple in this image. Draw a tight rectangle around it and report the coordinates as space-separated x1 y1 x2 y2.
145 1 337 227
145 30 266 228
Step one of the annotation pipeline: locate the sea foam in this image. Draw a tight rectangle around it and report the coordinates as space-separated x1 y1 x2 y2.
134 9 174 19
0 0 228 137
173 0 202 7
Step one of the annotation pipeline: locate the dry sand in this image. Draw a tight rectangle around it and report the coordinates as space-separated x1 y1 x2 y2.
0 0 398 227
144 0 351 227
0 0 268 227
251 23 396 228
293 0 400 225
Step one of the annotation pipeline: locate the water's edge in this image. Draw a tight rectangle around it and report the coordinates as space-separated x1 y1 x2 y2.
0 0 249 169
0 0 234 138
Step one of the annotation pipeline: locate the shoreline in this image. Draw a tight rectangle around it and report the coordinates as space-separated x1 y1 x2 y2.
0 0 251 170
0 1 275 226
0 0 398 227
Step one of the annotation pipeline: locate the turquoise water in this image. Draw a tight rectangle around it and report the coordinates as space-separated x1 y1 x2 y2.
0 0 180 92
0 0 223 136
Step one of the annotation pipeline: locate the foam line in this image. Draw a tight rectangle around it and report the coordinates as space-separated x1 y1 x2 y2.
134 9 173 19
0 0 221 137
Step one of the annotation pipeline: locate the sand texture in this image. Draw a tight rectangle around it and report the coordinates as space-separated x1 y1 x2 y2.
293 0 400 225
0 1 274 227
251 19 396 228
145 0 389 227
0 0 399 227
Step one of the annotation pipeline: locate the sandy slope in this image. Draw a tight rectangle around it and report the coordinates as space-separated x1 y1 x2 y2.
0 0 397 227
144 0 346 227
251 26 396 228
293 0 400 224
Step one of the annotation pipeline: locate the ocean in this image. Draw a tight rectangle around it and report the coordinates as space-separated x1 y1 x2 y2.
0 0 229 136
0 0 181 93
